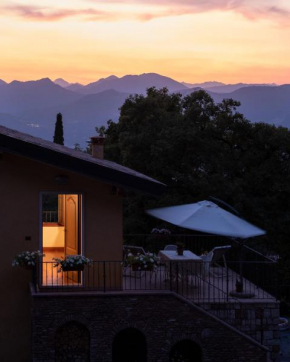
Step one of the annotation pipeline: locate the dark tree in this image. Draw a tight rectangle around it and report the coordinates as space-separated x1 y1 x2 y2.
102 87 290 268
53 113 64 145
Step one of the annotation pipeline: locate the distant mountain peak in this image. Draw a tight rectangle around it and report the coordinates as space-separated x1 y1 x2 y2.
105 75 118 80
81 72 187 95
54 78 71 88
9 78 53 86
38 77 53 84
182 81 225 88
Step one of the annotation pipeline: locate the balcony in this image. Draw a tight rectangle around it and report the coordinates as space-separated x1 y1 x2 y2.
34 259 277 302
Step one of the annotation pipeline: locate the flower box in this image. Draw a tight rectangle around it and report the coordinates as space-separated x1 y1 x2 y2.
125 251 158 272
53 255 92 272
62 264 84 272
131 263 154 272
12 250 44 269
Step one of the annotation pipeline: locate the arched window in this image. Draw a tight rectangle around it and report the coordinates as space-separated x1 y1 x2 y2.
55 321 90 362
112 328 147 362
170 339 202 362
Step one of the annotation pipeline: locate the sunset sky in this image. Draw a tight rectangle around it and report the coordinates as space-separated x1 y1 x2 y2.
1 0 290 84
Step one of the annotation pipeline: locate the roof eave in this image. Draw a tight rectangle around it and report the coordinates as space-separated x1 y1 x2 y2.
0 134 166 197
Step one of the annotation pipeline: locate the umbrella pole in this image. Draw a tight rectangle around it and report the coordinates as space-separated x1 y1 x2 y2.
239 243 243 291
237 239 246 293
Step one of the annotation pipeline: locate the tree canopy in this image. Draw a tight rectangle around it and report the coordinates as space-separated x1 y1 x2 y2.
103 87 290 258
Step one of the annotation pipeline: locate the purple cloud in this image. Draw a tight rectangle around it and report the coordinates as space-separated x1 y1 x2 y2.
90 0 290 24
2 1 290 24
1 4 114 21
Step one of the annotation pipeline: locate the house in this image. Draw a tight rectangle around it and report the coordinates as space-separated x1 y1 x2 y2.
0 126 276 361
0 125 165 361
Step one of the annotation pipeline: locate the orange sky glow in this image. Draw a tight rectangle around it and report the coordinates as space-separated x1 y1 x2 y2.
1 0 290 84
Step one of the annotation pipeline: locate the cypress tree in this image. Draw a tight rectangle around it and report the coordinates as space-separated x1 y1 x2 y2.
53 113 64 145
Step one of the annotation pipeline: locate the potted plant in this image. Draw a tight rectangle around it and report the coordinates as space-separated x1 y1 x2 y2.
53 255 92 272
12 250 44 269
151 228 171 240
176 242 185 256
125 252 159 271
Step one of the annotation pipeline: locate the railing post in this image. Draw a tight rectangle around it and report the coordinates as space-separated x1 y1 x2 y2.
32 265 37 292
103 261 106 292
169 261 172 292
274 263 279 301
176 262 179 294
226 264 229 302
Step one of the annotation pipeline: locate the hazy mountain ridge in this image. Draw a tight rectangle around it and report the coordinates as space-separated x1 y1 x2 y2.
55 75 277 95
65 83 84 92
182 81 224 88
211 85 290 125
0 74 289 147
2 88 129 146
77 73 187 95
53 73 186 95
182 81 277 93
0 78 81 114
179 84 290 125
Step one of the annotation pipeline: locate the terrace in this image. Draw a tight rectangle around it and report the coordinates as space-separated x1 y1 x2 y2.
34 234 279 300
30 234 282 359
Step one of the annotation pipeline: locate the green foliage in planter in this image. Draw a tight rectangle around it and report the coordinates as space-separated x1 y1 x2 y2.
53 255 92 272
12 250 44 268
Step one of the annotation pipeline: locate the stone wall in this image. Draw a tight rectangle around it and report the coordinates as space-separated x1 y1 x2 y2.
31 292 269 362
198 301 280 361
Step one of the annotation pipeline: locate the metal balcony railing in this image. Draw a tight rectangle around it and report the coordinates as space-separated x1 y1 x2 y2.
42 211 58 223
34 259 278 301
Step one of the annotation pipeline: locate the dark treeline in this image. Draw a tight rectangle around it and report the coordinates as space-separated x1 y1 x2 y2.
102 87 290 275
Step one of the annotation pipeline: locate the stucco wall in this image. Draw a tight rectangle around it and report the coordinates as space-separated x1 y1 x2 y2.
0 152 123 361
31 292 269 362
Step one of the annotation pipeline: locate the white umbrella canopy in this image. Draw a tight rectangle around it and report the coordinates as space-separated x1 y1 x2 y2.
146 200 266 239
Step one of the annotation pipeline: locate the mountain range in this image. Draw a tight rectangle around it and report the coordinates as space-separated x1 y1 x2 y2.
0 73 289 146
53 75 276 94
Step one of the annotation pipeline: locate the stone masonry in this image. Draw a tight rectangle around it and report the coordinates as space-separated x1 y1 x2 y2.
31 291 269 362
198 301 280 361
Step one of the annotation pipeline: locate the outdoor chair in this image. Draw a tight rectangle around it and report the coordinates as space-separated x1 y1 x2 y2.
123 245 146 260
164 245 177 251
200 245 231 277
161 245 177 280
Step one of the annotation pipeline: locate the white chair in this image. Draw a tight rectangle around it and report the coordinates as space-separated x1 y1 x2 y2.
123 245 146 258
200 245 231 277
164 245 177 251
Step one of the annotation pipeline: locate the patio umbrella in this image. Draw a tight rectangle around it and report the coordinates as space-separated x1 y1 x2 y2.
147 200 266 293
146 200 265 238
